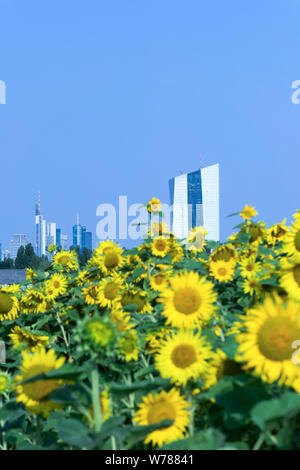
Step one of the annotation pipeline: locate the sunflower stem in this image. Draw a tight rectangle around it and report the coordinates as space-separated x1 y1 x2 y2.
36 415 42 446
91 368 102 433
56 312 69 348
186 384 195 437
253 432 265 450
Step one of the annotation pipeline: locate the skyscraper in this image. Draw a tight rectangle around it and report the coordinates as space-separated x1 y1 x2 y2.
72 212 83 249
56 228 61 247
169 163 219 241
72 213 92 252
60 234 68 251
0 243 2 261
84 231 93 251
10 234 30 260
46 222 56 249
35 192 46 256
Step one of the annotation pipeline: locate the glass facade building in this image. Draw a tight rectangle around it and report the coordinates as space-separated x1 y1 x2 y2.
84 231 92 251
72 216 92 252
10 234 30 261
169 164 219 241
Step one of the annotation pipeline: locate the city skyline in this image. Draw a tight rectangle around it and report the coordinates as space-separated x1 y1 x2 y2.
1 1 299 254
0 193 93 260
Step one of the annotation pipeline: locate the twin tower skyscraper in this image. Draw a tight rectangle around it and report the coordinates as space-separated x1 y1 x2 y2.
169 163 219 241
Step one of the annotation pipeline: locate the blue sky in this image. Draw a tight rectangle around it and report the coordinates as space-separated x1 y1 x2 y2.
0 0 299 250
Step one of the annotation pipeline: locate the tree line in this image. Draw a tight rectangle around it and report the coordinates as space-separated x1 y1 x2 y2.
0 243 93 270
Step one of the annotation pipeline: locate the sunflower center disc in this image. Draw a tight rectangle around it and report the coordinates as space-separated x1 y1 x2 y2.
257 317 299 361
218 267 227 276
105 252 119 268
104 283 119 300
295 231 300 251
155 241 167 252
174 288 201 314
148 401 175 424
58 256 69 267
0 292 13 314
171 344 197 368
294 265 300 287
23 379 60 401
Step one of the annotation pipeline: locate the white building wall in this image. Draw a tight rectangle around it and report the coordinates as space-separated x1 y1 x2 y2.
172 174 189 239
201 164 219 241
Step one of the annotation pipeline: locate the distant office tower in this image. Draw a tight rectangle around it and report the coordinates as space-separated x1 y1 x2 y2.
0 243 2 261
72 213 92 252
35 192 46 256
56 228 61 247
60 234 68 251
84 231 93 251
169 164 219 241
3 250 10 259
73 212 83 249
10 234 29 261
46 222 56 249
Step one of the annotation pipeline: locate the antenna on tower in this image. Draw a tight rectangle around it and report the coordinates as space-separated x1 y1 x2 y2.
77 211 79 225
35 191 41 216
200 154 203 169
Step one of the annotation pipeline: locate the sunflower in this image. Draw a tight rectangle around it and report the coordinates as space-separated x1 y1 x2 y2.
82 283 101 305
155 330 212 386
26 268 37 281
119 329 138 362
159 271 216 328
76 270 90 286
282 218 300 262
149 272 170 292
279 258 300 302
235 296 300 388
124 254 141 268
9 326 49 352
80 316 116 351
209 244 238 266
242 274 262 297
15 348 65 417
0 370 12 395
238 257 261 279
0 288 19 321
110 307 133 333
52 251 78 271
168 240 184 262
147 197 161 214
97 275 123 308
144 328 173 355
239 205 258 220
46 273 68 297
267 219 289 246
186 226 207 252
20 289 48 314
4 284 21 294
94 243 125 275
240 221 265 245
133 388 190 447
151 237 170 258
209 260 235 283
120 288 152 314
202 349 243 390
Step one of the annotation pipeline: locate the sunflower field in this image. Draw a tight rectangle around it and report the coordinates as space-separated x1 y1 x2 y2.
1 203 300 451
